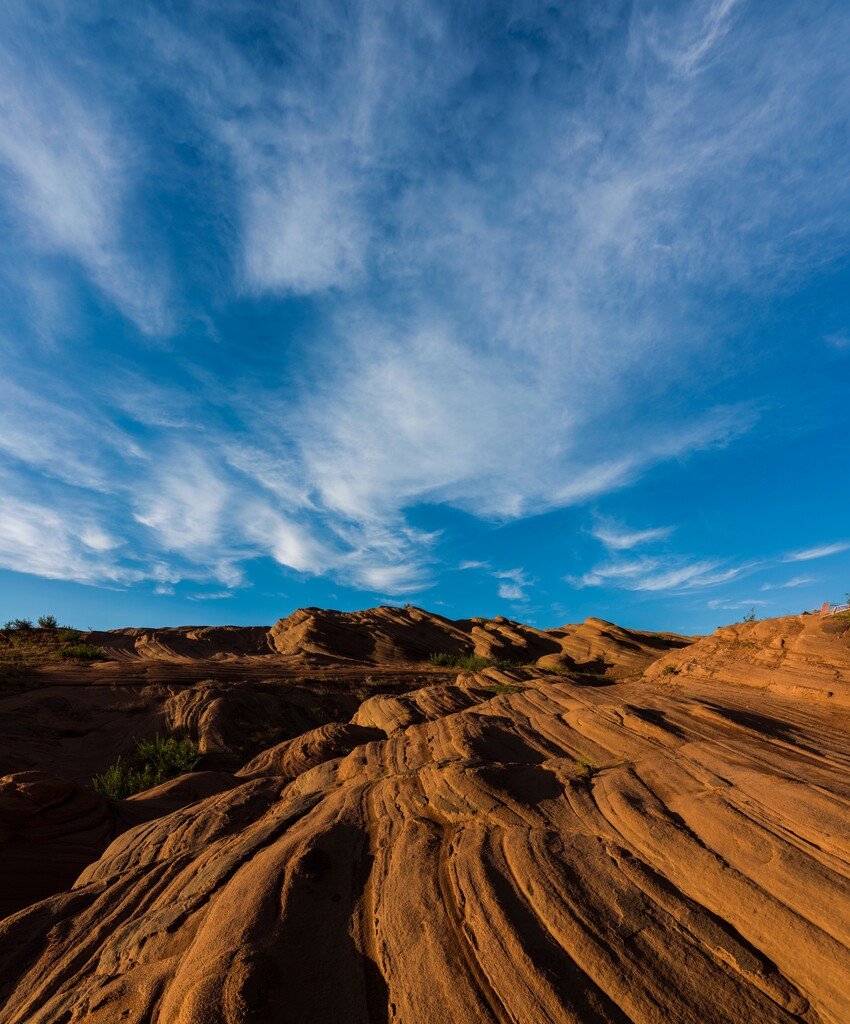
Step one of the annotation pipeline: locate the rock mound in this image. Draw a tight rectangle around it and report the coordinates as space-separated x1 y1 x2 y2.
267 604 563 664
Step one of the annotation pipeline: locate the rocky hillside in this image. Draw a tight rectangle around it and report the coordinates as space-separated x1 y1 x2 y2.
1 610 848 1023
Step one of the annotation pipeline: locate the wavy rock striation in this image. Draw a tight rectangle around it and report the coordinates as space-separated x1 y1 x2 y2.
645 612 850 704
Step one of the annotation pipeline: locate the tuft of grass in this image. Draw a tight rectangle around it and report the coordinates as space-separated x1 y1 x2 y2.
92 734 202 799
572 753 598 782
660 665 677 676
486 683 526 695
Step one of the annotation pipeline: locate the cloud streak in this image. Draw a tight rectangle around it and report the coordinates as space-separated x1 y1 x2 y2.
591 522 675 551
572 557 750 593
784 543 850 563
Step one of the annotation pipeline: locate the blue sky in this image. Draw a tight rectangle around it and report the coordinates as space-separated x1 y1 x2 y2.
1 0 849 634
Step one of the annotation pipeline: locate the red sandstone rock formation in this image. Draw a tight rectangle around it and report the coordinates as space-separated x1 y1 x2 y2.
1 610 848 1023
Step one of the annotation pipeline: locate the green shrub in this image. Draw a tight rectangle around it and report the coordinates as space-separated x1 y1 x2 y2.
93 735 202 799
135 734 203 777
37 615 58 629
58 643 105 660
3 618 33 631
58 627 81 642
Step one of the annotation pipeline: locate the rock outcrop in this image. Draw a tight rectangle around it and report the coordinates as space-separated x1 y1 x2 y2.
645 612 850 704
76 606 690 672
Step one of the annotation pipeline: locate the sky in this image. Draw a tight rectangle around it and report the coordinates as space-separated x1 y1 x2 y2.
0 0 849 635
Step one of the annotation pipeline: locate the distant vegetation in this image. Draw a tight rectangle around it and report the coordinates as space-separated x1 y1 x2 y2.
57 643 105 661
0 617 104 667
93 734 202 799
428 652 517 671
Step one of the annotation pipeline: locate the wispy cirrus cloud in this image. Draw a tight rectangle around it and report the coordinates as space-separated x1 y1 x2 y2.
591 521 675 551
572 556 750 593
761 576 816 591
784 543 850 562
0 0 848 611
0 493 138 586
0 23 171 334
707 597 768 611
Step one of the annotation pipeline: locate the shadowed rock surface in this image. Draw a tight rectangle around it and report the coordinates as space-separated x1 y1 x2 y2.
1 609 848 1023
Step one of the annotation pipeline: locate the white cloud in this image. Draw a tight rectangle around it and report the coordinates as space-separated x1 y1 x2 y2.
572 557 749 593
493 568 531 602
591 521 675 550
133 452 233 557
761 576 816 591
242 164 366 294
0 377 143 492
0 495 138 585
0 42 171 333
707 598 768 610
352 563 431 595
784 543 850 562
656 0 743 78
